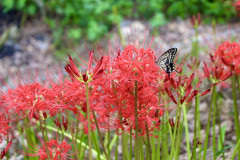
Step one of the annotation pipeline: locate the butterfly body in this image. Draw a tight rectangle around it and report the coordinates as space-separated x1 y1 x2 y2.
155 48 178 75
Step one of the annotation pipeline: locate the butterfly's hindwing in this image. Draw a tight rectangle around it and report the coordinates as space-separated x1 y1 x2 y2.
156 48 178 74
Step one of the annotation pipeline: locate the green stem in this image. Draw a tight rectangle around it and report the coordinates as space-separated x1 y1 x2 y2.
108 128 110 157
91 132 101 160
112 6 125 48
92 110 110 160
130 127 133 160
66 112 80 160
134 80 140 160
112 82 125 160
170 96 182 159
122 133 130 160
166 112 173 141
237 75 240 98
192 95 199 160
109 134 118 152
140 137 144 160
183 104 191 159
212 84 217 160
216 92 225 160
39 119 51 160
44 119 49 141
203 84 216 160
6 122 9 160
85 82 92 160
146 123 152 160
162 115 169 159
115 131 119 160
231 139 240 160
174 108 183 160
232 75 240 159
156 130 161 160
196 94 202 160
43 124 103 159
170 102 181 159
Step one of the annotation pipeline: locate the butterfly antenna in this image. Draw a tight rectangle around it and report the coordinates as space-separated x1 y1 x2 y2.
174 69 180 74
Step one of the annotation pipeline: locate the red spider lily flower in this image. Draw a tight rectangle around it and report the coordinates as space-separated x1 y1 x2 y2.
0 112 10 143
64 51 107 83
0 140 12 159
23 133 72 160
54 118 62 130
64 55 81 79
1 82 53 121
165 74 210 105
190 13 201 28
104 44 166 135
62 115 68 131
165 87 178 104
187 57 200 72
169 118 179 129
230 0 240 16
77 113 96 134
215 41 240 75
202 61 232 84
192 137 202 147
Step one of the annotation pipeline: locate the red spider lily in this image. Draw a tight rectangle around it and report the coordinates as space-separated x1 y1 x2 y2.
169 118 179 129
231 0 240 16
77 113 96 134
0 112 10 143
0 68 74 121
165 74 210 105
24 138 72 160
53 116 68 131
187 57 200 72
202 61 232 85
0 140 12 159
104 44 166 135
215 41 240 75
64 51 107 83
192 137 202 147
190 13 201 28
0 82 55 121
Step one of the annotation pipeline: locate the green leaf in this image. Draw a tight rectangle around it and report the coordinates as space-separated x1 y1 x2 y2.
44 18 56 29
150 12 167 27
26 4 37 15
2 0 14 12
218 125 226 151
17 0 26 9
87 20 107 41
67 28 82 39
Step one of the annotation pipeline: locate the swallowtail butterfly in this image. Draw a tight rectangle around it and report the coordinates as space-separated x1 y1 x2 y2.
156 48 179 75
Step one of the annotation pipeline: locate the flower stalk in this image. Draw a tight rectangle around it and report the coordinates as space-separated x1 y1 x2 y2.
92 110 110 160
203 84 216 160
85 82 92 160
182 104 191 159
232 75 240 159
134 80 140 160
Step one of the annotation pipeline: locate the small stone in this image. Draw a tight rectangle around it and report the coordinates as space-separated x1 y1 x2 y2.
221 120 232 133
199 102 208 113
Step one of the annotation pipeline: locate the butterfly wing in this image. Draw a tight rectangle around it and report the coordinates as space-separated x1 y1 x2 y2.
156 48 178 73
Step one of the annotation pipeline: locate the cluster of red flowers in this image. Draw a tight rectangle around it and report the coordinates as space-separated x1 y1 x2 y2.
215 41 240 75
24 137 72 160
233 0 240 16
0 36 236 158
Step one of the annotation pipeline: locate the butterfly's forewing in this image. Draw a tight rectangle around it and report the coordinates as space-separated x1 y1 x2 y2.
156 48 178 74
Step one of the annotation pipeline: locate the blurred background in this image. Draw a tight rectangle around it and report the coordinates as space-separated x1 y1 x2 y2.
0 0 239 79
